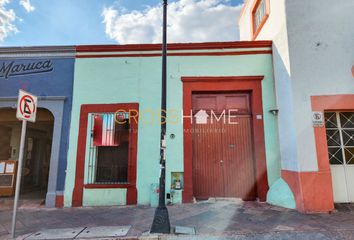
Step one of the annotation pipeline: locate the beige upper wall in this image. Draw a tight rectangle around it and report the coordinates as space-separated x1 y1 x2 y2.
238 0 354 172
239 0 299 171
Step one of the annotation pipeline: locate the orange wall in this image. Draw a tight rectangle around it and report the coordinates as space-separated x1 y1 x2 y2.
282 94 354 213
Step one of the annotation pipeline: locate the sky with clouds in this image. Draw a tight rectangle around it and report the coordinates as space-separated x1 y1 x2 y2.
0 0 244 46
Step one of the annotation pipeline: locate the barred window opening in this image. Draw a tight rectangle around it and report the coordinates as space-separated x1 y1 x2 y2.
325 112 354 165
87 112 130 184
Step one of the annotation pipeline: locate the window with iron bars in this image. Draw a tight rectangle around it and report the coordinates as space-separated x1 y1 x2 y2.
86 112 130 184
325 112 354 165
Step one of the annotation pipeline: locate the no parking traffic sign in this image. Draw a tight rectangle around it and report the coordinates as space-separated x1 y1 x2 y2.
12 89 38 238
16 90 37 122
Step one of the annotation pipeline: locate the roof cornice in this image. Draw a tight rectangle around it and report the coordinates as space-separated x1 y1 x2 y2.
0 46 75 59
76 41 272 53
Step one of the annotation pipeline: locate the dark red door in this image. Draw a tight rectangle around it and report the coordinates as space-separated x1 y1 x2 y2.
192 92 256 200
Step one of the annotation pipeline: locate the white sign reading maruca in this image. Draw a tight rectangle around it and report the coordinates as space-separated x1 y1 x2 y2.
16 90 38 123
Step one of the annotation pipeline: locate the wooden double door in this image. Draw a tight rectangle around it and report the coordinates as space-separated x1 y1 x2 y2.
192 92 256 200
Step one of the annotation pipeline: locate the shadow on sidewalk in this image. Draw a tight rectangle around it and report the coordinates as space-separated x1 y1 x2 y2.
1 200 354 239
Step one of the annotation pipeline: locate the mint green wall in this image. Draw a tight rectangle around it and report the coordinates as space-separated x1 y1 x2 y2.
83 189 127 206
64 54 281 207
267 178 295 209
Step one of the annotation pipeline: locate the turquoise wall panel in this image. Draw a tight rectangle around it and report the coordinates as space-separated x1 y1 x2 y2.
267 178 296 209
83 188 127 206
64 54 281 206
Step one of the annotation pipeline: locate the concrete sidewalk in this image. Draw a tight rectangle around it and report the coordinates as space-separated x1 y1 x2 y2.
1 200 354 239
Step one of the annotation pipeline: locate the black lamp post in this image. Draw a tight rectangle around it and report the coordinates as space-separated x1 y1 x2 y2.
150 0 171 234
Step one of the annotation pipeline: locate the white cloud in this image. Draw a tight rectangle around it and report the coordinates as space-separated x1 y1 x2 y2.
19 0 35 13
0 0 18 41
102 0 242 44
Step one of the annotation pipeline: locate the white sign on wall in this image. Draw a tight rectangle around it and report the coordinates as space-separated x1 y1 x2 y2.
312 111 324 127
16 90 37 123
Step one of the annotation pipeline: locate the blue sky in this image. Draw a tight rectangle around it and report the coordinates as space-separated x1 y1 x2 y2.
1 0 244 46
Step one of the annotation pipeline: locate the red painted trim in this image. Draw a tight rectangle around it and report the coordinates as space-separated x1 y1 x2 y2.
282 170 334 213
76 50 272 59
126 187 137 205
181 76 268 203
284 94 354 213
55 195 64 208
181 76 264 82
251 0 270 40
76 41 272 53
311 95 354 172
72 103 139 207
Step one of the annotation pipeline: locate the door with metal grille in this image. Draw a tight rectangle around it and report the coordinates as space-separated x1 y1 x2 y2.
192 92 256 200
325 112 354 202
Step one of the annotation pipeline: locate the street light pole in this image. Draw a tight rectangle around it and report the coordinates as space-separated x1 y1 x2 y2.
150 0 171 234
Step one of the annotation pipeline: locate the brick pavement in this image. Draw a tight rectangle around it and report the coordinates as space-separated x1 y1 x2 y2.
1 200 354 239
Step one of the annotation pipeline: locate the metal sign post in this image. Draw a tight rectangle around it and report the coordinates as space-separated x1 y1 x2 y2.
150 0 171 234
11 120 27 239
11 90 37 239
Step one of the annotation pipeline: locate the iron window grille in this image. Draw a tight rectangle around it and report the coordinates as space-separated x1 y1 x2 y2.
86 112 130 185
325 112 354 165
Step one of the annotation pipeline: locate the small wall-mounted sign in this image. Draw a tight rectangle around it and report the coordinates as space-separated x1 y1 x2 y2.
5 163 15 173
312 111 324 127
